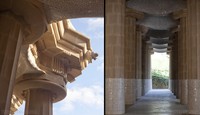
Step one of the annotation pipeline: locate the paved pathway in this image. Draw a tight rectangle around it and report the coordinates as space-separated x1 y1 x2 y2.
124 89 188 115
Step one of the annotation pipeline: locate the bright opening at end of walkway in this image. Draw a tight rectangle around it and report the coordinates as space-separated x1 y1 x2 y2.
151 53 169 89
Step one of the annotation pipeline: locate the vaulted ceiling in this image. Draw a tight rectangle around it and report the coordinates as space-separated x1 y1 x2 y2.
126 0 186 53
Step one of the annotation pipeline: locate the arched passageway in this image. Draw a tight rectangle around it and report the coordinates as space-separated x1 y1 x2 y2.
106 0 200 114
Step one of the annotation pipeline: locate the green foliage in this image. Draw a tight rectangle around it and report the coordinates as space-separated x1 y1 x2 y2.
152 69 169 89
151 69 169 78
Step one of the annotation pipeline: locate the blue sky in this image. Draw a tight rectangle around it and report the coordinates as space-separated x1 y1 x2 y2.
15 18 104 115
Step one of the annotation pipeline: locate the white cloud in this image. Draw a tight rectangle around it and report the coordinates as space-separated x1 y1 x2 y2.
87 18 104 40
87 18 104 31
55 85 104 112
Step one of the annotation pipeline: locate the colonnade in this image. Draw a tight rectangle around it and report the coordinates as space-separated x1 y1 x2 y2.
106 0 152 114
106 0 200 114
170 1 200 114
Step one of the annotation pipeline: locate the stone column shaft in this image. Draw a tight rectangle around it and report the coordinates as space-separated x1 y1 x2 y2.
136 30 142 98
174 34 179 98
124 16 136 106
25 89 53 115
106 0 125 114
187 0 200 114
177 26 183 100
169 50 173 92
171 33 178 96
0 12 23 115
180 16 188 105
142 41 151 95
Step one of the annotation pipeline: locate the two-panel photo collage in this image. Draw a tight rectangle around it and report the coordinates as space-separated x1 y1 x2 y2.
0 0 199 115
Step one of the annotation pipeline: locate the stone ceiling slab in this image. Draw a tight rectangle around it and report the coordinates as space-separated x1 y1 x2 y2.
38 0 104 23
126 0 186 16
153 48 168 53
152 43 168 49
150 37 169 44
137 14 177 30
146 29 171 38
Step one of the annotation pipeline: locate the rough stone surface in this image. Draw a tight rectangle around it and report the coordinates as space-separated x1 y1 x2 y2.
137 14 177 30
106 78 125 114
125 79 136 105
126 0 186 16
123 89 188 115
188 80 200 114
38 0 104 22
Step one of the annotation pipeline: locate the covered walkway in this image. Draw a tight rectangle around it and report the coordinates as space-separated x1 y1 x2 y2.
106 0 200 114
124 89 187 115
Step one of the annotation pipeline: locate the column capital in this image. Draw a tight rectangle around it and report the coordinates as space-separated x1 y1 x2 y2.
125 8 144 19
173 9 187 20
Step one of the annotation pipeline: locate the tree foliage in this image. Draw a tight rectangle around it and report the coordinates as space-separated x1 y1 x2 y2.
152 69 169 89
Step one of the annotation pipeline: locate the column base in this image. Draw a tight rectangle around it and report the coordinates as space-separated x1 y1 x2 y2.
124 78 136 105
142 79 152 95
188 80 200 114
136 79 142 99
106 78 125 114
181 79 188 105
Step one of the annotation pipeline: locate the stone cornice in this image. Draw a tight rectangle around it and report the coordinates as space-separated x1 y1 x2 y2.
35 20 97 82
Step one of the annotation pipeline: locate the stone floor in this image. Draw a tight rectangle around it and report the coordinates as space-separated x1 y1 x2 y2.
124 89 188 115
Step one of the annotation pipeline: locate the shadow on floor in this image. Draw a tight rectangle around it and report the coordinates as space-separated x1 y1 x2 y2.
124 89 188 115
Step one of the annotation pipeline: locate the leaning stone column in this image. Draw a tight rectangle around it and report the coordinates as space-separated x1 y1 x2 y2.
0 12 24 115
106 0 125 114
0 1 46 114
187 0 200 114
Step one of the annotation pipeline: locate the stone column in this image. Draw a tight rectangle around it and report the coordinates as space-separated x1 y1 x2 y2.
145 43 152 94
170 33 178 96
179 11 188 105
170 48 174 94
141 39 146 95
177 26 183 100
0 1 46 114
174 33 179 98
0 12 24 115
182 12 189 105
142 40 151 95
24 89 53 115
106 0 125 114
136 29 142 99
14 72 66 115
187 0 200 114
168 48 173 92
124 16 136 106
173 9 188 104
